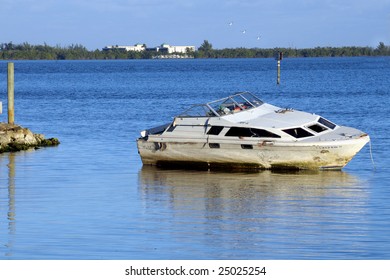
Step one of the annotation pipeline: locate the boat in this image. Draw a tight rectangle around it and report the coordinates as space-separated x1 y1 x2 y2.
137 92 370 170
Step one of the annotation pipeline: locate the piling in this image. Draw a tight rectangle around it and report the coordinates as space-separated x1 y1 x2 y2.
7 62 15 124
276 52 283 85
1 62 60 154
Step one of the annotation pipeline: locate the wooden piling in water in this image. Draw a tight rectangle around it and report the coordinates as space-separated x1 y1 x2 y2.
1 63 61 154
276 52 283 85
7 62 15 124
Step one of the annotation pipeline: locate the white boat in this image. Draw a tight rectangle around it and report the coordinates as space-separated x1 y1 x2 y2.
137 92 370 170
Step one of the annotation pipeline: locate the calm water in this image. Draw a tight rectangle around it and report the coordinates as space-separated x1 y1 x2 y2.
0 57 389 259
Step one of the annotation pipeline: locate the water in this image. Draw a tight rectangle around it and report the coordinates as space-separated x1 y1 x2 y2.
0 57 389 259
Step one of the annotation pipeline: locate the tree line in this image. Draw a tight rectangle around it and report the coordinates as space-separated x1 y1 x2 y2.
1 41 389 60
196 40 390 58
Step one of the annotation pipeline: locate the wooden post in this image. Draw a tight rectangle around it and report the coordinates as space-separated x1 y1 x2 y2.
7 62 15 124
276 51 283 85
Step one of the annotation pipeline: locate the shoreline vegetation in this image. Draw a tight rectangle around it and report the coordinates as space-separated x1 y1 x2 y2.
1 41 390 60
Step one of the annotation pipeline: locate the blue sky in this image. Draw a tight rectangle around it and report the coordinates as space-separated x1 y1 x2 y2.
1 0 389 50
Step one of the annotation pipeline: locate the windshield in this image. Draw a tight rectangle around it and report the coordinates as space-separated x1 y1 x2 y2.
178 92 264 117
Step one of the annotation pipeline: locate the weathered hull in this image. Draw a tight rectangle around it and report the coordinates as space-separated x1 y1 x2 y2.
137 135 370 170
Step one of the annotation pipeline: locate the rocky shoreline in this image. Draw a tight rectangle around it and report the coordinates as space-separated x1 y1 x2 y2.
0 122 60 153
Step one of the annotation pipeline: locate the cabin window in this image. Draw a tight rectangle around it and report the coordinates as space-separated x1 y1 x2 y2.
225 127 281 138
307 124 327 133
207 126 224 135
209 143 220 149
241 144 253 149
318 117 336 129
283 127 314 138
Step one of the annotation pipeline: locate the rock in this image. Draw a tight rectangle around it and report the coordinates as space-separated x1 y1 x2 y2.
0 122 60 153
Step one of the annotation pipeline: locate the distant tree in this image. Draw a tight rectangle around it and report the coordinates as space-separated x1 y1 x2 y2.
198 40 214 58
199 40 212 51
376 42 388 55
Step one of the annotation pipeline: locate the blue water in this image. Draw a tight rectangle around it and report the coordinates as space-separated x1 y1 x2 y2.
0 57 389 259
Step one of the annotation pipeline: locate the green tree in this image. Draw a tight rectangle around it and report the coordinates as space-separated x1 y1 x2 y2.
376 42 388 55
199 40 212 52
198 40 214 58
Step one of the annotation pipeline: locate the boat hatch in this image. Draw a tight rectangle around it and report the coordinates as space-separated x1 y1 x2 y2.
307 123 328 133
318 117 336 129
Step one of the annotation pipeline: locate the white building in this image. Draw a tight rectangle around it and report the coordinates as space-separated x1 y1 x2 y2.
103 44 145 52
159 44 196 54
103 43 195 54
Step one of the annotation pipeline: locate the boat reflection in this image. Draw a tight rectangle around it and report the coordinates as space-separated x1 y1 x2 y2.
138 166 368 213
138 166 370 259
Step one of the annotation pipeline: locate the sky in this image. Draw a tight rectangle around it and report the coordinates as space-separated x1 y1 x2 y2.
1 0 389 50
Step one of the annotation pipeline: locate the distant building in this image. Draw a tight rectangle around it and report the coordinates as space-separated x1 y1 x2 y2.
147 44 196 54
156 44 196 54
103 43 195 54
103 44 145 52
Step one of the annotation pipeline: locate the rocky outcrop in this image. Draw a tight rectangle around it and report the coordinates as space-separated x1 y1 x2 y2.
0 122 59 153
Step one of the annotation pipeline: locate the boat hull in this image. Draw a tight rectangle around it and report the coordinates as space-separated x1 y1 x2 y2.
137 135 370 170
